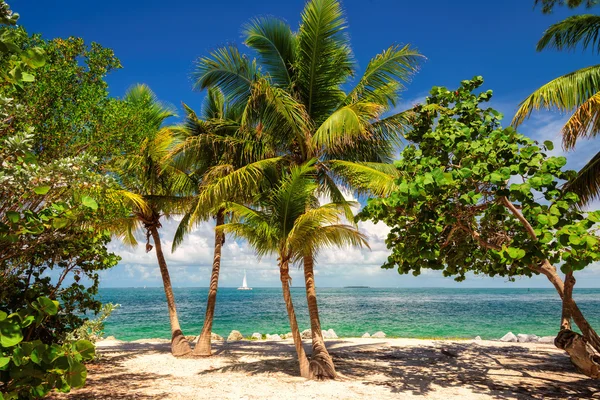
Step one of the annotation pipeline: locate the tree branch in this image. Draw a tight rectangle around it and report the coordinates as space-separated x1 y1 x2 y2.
501 196 538 240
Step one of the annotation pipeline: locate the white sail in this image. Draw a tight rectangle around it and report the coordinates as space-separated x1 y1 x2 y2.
238 270 252 290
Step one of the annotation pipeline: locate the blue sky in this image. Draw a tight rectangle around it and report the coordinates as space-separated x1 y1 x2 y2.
20 0 600 287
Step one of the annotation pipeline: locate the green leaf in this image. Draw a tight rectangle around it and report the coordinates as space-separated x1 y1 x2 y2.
0 318 23 347
6 211 19 223
543 140 554 151
21 72 35 82
36 296 59 316
569 235 582 245
0 356 10 369
506 247 526 259
64 361 87 388
52 218 68 229
81 195 98 210
73 340 95 361
34 186 51 195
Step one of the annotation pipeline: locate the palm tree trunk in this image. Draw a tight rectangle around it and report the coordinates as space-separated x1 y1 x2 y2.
280 258 311 378
149 225 191 357
194 209 225 356
303 253 336 379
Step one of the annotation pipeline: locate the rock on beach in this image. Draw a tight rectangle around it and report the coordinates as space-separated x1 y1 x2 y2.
499 332 517 342
517 333 539 343
227 330 243 341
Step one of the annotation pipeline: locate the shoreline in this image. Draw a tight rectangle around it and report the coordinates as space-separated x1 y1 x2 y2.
101 330 556 344
50 337 593 400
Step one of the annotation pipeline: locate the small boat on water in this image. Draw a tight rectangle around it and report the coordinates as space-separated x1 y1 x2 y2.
237 270 252 290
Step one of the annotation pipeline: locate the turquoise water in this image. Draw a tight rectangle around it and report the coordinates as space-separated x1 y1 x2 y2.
97 287 600 341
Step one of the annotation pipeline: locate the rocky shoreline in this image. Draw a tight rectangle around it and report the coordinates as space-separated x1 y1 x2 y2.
102 329 556 344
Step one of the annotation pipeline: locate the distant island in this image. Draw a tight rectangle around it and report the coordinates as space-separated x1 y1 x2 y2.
344 286 370 288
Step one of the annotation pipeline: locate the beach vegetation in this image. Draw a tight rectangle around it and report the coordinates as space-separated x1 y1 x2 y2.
359 76 600 377
0 297 96 399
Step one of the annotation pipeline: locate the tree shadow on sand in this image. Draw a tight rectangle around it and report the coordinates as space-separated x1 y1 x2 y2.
48 342 173 400
199 340 600 399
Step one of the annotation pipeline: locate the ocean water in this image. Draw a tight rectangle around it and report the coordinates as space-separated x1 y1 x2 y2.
97 287 600 341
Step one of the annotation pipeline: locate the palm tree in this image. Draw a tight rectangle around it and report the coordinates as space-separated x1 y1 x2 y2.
116 84 193 356
192 0 420 377
168 88 280 356
513 1 600 205
219 162 368 378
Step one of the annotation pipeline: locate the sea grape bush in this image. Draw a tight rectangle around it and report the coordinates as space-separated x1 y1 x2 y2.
359 76 600 281
358 77 600 376
0 297 95 399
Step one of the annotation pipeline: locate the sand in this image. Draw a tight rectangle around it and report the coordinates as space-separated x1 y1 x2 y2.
48 337 599 400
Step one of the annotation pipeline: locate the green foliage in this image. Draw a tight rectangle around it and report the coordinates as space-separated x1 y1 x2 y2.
537 15 600 53
221 161 368 264
65 303 120 345
359 77 600 281
0 297 95 399
0 1 45 88
535 0 598 13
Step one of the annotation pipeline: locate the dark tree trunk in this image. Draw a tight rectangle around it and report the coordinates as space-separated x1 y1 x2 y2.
539 261 600 353
149 225 191 357
280 259 311 378
194 209 225 356
303 253 336 379
540 263 600 378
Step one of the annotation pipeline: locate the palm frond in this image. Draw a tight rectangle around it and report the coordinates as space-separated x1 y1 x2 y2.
243 17 297 87
125 84 177 128
172 209 193 252
344 44 423 108
370 109 416 148
513 64 600 126
318 170 356 223
537 15 600 53
563 150 600 205
286 203 348 252
192 157 282 220
296 0 353 123
313 102 385 152
327 160 399 197
272 161 319 236
202 87 226 120
242 78 312 155
193 45 260 106
563 91 600 148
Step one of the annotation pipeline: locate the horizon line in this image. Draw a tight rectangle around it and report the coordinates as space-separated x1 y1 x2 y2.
98 286 600 289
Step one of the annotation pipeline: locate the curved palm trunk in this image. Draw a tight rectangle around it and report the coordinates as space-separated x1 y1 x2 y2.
194 209 225 356
149 225 191 357
280 259 311 378
303 254 336 379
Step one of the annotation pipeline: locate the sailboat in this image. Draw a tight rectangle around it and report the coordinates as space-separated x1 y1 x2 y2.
237 270 252 290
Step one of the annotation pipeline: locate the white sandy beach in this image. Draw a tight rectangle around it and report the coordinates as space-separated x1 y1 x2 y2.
48 337 598 400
